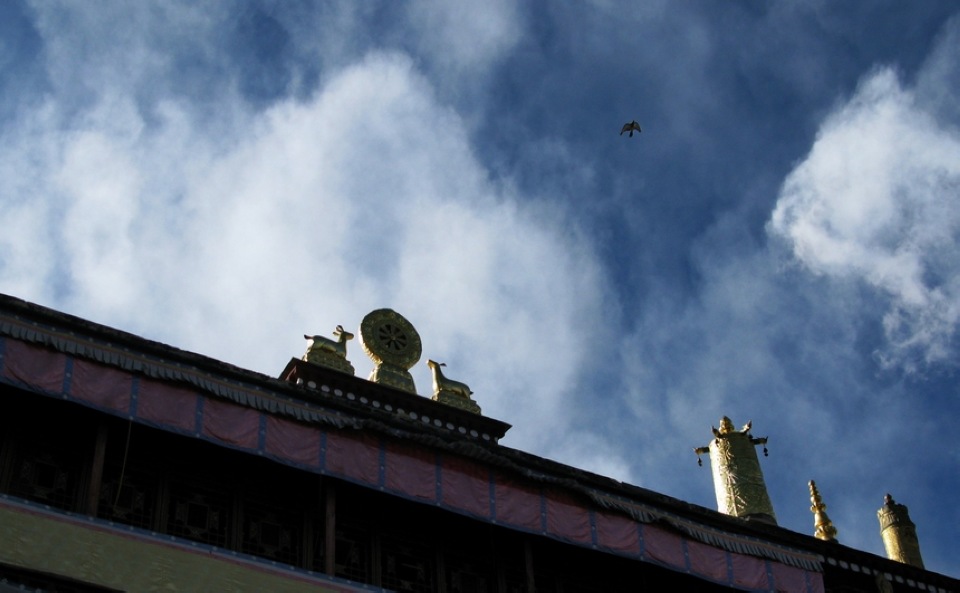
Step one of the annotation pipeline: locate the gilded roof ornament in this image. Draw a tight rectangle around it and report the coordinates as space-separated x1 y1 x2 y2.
302 325 355 375
808 480 838 542
878 494 925 568
359 309 422 394
695 416 776 524
427 360 481 414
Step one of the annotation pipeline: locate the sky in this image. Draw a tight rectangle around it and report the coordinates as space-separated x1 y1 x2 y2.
1 0 959 578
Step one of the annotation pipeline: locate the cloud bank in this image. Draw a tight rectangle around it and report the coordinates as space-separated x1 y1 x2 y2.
770 67 960 372
0 4 614 470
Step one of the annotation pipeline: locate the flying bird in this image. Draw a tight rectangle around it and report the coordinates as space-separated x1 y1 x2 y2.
620 120 642 137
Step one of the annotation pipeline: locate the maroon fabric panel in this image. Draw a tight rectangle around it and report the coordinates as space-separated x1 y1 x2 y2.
594 510 640 555
807 571 825 593
642 524 686 570
325 430 381 486
440 455 491 518
384 441 436 502
771 562 809 593
687 539 728 583
494 472 542 532
264 416 321 468
545 489 592 543
202 398 260 450
731 553 771 590
136 379 198 432
70 358 133 413
1 339 66 393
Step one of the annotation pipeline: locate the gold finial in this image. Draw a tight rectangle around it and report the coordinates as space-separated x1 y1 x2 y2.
427 360 481 414
878 494 925 568
695 416 776 524
302 325 356 375
808 480 838 542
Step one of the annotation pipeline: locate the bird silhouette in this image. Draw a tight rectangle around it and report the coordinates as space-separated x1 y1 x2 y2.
620 120 642 137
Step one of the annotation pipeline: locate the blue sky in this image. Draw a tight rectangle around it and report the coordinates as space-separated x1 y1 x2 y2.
1 0 959 577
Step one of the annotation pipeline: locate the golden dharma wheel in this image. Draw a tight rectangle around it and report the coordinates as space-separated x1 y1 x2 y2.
359 309 422 370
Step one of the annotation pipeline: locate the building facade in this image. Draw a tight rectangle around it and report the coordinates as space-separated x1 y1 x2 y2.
0 294 956 592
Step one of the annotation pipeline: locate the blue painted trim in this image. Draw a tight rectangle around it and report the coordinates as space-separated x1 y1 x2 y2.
589 509 598 548
488 469 497 521
194 394 205 437
434 453 443 503
257 414 267 454
62 356 74 397
319 430 327 470
638 522 646 559
726 549 735 587
540 487 547 534
377 437 386 488
129 376 140 418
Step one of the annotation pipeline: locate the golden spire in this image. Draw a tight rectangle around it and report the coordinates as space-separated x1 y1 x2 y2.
878 494 925 568
808 480 838 542
694 416 777 524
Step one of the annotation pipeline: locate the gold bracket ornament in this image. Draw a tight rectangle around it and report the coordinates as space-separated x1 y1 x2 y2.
359 309 422 394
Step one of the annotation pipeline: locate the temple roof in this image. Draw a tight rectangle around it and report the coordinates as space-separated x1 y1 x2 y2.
1 292 958 591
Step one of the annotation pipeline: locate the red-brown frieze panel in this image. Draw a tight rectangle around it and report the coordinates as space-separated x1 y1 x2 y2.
772 561 821 593
2 339 67 394
202 398 260 450
440 455 491 519
641 523 686 569
384 440 437 502
731 553 771 591
137 379 199 433
70 358 134 413
594 509 641 556
264 416 321 469
324 430 381 486
545 489 592 544
687 538 729 584
493 472 543 532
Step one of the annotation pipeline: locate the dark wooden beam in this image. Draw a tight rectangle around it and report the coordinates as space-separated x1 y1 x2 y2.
324 479 336 575
85 421 108 516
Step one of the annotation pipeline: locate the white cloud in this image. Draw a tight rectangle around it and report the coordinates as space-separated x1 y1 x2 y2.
769 67 960 372
29 1 227 98
404 1 522 81
0 30 611 465
57 127 143 311
915 15 960 125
